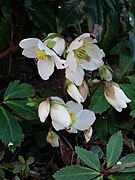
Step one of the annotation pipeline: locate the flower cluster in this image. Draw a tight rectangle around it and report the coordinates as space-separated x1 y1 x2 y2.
19 32 131 146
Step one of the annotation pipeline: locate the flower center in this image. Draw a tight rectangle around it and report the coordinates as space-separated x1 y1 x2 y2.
69 111 76 124
74 48 91 62
36 49 46 60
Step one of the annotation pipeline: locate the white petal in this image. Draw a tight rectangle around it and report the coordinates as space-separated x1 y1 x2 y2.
114 86 131 103
53 37 65 56
78 81 89 102
19 38 40 49
37 59 54 80
38 100 50 122
38 41 53 56
52 121 66 131
66 126 78 133
67 84 84 103
22 48 37 58
51 96 65 104
66 101 83 114
53 55 66 69
84 127 93 143
71 67 84 86
74 110 96 131
50 103 71 130
67 38 83 51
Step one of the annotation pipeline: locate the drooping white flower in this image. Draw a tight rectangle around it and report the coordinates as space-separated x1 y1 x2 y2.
66 80 89 103
44 33 66 56
19 38 66 80
104 82 131 112
66 101 96 133
38 98 50 123
84 126 93 143
50 98 71 131
65 33 105 86
99 65 112 81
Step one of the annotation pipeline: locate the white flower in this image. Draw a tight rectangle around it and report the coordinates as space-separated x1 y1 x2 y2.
65 33 105 86
8 142 13 147
104 82 131 112
19 38 66 80
99 65 112 81
50 98 71 131
84 127 93 143
66 101 96 133
38 98 50 122
44 33 66 56
66 80 89 103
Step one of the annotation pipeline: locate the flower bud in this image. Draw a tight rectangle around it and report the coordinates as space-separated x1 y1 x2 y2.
99 65 112 81
46 130 59 147
38 98 50 122
84 127 93 143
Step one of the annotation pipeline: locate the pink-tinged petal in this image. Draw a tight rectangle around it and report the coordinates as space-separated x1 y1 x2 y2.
38 99 50 122
19 38 40 49
84 127 93 143
38 41 53 56
53 55 66 69
78 33 91 40
53 37 65 56
66 101 83 114
50 103 71 131
37 59 54 80
78 81 89 102
67 83 84 103
22 48 37 58
74 110 96 131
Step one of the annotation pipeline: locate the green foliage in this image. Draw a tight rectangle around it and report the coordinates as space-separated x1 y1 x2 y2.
75 146 101 171
89 85 110 114
106 131 123 168
53 166 100 180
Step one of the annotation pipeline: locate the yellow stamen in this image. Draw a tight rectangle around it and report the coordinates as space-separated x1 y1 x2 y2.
36 49 46 60
74 48 91 62
69 111 76 124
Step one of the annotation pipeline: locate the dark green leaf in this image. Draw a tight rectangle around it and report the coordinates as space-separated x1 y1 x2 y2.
19 156 25 164
89 85 110 114
127 75 135 84
27 157 34 165
53 165 100 180
5 100 37 120
75 146 101 171
57 0 85 33
0 151 5 161
4 80 35 100
119 153 135 172
0 0 11 51
106 131 123 168
0 168 5 178
90 145 104 159
130 110 135 117
109 172 135 180
25 0 57 34
0 107 24 150
13 165 22 174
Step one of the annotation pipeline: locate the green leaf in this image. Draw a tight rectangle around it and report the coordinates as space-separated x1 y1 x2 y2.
0 151 5 161
15 176 21 180
57 0 85 33
106 131 123 168
4 80 35 100
24 0 57 34
89 85 110 114
53 165 100 180
130 110 135 118
119 153 135 172
13 165 22 174
127 75 135 84
96 175 103 180
75 146 101 171
119 51 134 76
0 167 5 178
27 156 34 165
0 107 24 149
19 156 25 164
5 100 37 120
0 0 11 51
109 172 135 180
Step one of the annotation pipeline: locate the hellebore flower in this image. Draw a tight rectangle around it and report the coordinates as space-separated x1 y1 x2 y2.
66 80 89 103
44 33 66 56
84 127 93 143
65 33 105 86
104 82 131 112
99 65 112 81
19 38 66 80
66 101 96 133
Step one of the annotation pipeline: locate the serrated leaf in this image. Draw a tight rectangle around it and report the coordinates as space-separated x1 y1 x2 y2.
106 131 123 168
0 0 11 51
75 146 101 171
25 0 57 34
109 172 135 180
57 0 85 33
27 157 34 165
89 85 110 114
0 107 24 149
53 165 100 180
5 100 37 120
4 80 35 100
118 153 135 172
